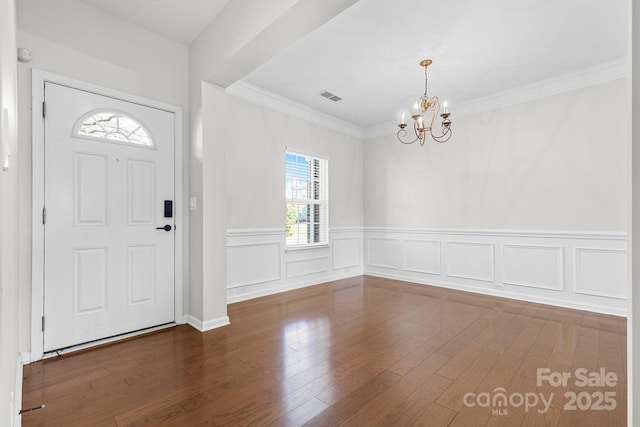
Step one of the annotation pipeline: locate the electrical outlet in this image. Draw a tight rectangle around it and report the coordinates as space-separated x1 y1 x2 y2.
494 283 504 290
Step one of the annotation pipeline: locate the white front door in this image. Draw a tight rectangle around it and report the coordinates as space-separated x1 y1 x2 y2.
43 82 175 352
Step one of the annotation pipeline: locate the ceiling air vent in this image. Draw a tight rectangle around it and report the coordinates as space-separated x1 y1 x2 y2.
319 90 342 102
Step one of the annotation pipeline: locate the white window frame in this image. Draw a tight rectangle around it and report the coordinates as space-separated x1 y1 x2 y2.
73 109 156 149
285 149 329 248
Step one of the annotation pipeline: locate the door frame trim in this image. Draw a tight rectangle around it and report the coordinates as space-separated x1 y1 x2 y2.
31 69 184 361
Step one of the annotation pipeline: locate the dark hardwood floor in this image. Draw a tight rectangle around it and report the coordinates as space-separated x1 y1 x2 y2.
22 275 627 426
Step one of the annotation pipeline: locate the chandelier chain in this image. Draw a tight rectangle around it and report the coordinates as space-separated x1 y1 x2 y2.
424 64 429 99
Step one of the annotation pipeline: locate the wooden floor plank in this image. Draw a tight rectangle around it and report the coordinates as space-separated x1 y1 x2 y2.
269 397 329 427
337 353 450 426
302 370 402 427
370 374 453 427
21 276 626 426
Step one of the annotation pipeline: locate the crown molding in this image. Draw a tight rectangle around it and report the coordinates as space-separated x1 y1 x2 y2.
226 81 365 139
364 121 398 140
452 58 628 118
227 59 628 141
363 57 629 139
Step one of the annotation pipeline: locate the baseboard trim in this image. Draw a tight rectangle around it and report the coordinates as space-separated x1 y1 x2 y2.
227 270 363 304
13 354 23 427
19 352 31 365
186 315 230 332
366 271 627 317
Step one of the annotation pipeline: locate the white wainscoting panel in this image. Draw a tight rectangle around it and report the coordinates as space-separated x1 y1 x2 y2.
446 241 495 282
502 244 563 290
226 227 627 316
575 248 627 299
333 237 361 270
364 228 627 316
403 239 441 275
227 228 363 303
227 241 281 288
286 255 330 278
367 237 399 269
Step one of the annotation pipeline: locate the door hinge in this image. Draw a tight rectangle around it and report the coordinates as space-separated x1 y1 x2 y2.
42 207 46 225
41 316 45 332
42 101 46 118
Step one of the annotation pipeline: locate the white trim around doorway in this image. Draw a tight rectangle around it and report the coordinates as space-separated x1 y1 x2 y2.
30 69 184 362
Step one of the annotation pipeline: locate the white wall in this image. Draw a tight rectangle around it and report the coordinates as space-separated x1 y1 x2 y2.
202 83 365 304
219 88 364 230
631 0 639 422
16 0 189 356
365 79 629 230
0 0 21 423
187 0 360 329
363 79 630 315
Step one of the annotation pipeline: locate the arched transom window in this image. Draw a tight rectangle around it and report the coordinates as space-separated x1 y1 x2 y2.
74 111 153 147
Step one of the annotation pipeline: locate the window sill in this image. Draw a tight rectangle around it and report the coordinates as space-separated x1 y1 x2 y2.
285 244 330 253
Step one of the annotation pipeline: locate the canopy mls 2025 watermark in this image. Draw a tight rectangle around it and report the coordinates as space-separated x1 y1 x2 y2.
463 367 618 416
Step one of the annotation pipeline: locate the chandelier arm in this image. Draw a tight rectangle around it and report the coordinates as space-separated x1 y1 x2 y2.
415 118 426 146
427 96 443 139
396 127 421 145
424 95 452 142
431 129 453 143
427 95 440 113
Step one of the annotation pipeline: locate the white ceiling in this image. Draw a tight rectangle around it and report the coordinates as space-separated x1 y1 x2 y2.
81 0 629 131
241 0 628 130
81 0 232 45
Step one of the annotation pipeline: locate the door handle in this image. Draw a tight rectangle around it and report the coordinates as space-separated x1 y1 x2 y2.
156 225 172 231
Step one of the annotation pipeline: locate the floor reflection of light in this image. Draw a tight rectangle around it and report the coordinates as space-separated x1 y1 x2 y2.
278 316 332 406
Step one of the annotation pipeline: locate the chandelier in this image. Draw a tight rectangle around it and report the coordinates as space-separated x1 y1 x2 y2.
397 59 452 145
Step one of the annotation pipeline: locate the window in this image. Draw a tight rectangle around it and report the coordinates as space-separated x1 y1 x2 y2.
285 151 328 247
74 111 153 147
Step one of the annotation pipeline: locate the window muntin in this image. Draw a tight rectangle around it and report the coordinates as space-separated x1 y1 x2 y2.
285 151 328 247
74 111 153 147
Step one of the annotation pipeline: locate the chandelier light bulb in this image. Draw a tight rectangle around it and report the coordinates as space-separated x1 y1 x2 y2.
409 101 421 117
443 100 449 113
